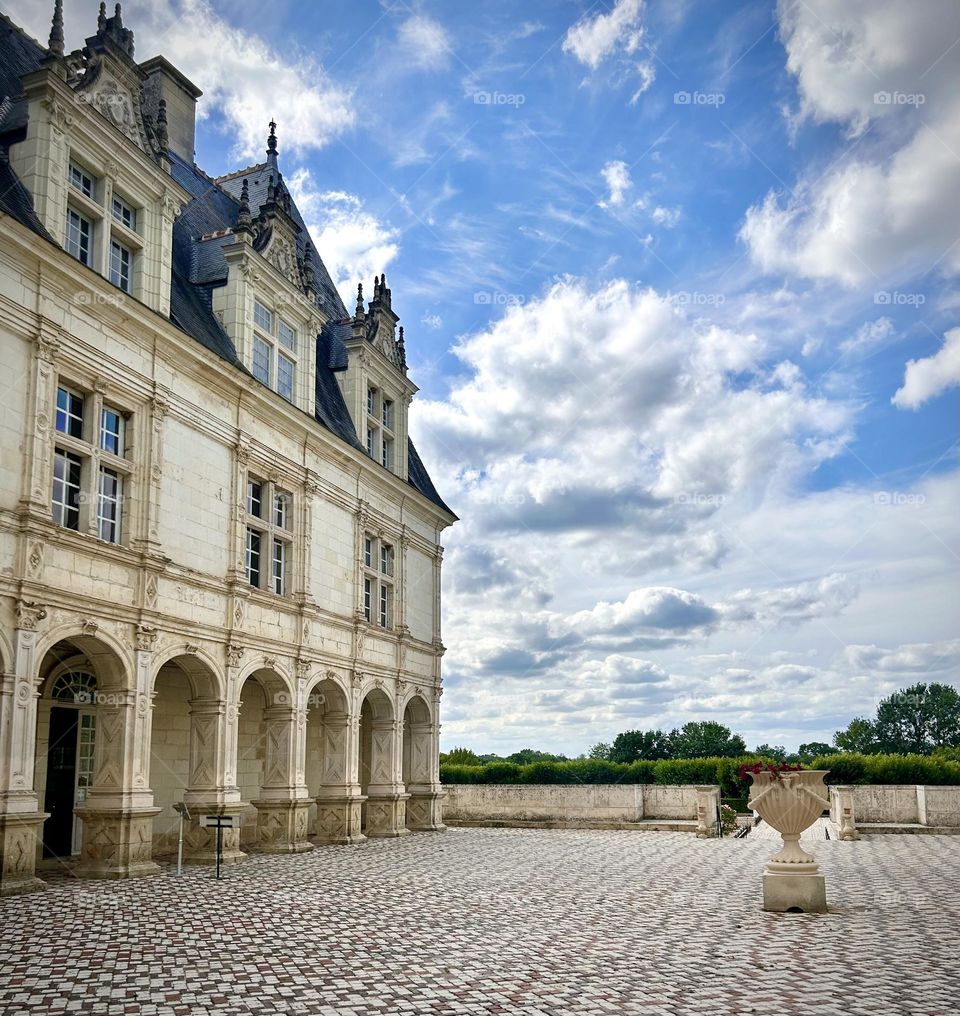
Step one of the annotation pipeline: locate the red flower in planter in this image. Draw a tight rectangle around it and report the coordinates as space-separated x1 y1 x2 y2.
738 761 804 783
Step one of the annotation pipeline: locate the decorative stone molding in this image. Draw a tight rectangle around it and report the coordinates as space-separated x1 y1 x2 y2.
15 601 46 631
226 644 245 668
184 642 200 655
81 619 99 636
134 624 158 652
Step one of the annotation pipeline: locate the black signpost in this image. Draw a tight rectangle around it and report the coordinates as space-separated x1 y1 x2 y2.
199 814 237 880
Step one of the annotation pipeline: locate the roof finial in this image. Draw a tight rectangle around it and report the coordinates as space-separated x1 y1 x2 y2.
155 98 168 152
98 2 107 31
114 3 123 27
48 0 64 58
356 283 364 316
236 178 253 234
268 120 277 153
397 326 407 370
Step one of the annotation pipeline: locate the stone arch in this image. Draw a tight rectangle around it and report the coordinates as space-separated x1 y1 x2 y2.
0 625 13 674
33 633 133 865
358 685 405 837
150 645 224 702
149 651 227 859
401 690 444 834
306 672 358 845
34 626 132 692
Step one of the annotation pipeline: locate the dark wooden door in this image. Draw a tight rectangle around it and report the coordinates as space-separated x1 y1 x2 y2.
43 707 78 858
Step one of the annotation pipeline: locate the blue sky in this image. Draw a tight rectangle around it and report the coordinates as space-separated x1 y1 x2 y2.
16 0 960 753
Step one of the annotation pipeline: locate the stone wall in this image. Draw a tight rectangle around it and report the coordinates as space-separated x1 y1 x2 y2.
443 783 705 826
830 785 960 830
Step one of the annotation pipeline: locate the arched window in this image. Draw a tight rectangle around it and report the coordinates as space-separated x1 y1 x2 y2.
50 671 98 705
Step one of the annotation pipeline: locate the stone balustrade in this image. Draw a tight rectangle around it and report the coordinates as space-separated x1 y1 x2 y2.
829 784 960 835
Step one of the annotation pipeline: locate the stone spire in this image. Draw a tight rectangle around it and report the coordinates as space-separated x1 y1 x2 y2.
98 1 108 32
236 178 253 235
355 283 365 318
397 326 407 370
155 98 169 153
267 120 278 171
48 0 64 58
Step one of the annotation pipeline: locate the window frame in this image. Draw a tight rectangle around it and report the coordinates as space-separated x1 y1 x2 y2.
49 381 133 545
65 207 93 266
109 237 133 293
251 299 299 404
361 532 395 629
244 472 294 596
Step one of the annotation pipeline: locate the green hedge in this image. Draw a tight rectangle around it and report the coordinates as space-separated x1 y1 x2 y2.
440 753 960 791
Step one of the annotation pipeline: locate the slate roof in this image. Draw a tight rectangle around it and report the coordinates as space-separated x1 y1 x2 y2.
0 11 452 518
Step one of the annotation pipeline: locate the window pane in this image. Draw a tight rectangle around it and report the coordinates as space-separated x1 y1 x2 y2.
56 387 84 438
363 577 372 622
252 336 271 385
277 353 295 402
381 438 391 469
111 196 136 230
382 399 393 429
364 536 372 568
379 584 390 628
367 388 375 415
366 427 374 457
278 319 296 352
66 210 92 266
52 449 82 530
69 164 94 198
247 480 262 517
97 467 121 543
253 301 273 332
274 491 289 528
109 240 132 293
272 539 286 595
380 544 393 576
246 528 261 587
100 407 122 455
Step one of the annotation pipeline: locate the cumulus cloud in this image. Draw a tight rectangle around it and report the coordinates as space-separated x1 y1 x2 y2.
741 0 960 286
563 0 656 99
16 0 354 161
719 573 858 625
842 640 960 675
841 317 895 356
287 170 399 304
892 326 960 409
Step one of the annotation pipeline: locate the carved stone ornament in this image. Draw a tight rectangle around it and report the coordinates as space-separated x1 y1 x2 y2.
226 644 244 668
81 619 99 636
41 96 73 134
184 642 200 655
135 624 158 652
15 601 47 631
78 78 143 149
295 659 311 680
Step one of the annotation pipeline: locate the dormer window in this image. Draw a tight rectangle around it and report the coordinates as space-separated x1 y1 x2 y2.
365 385 396 472
252 300 298 404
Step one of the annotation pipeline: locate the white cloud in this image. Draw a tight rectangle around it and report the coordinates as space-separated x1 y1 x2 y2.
841 317 895 355
563 0 656 99
598 160 632 208
421 313 444 330
16 0 354 162
287 170 399 304
651 205 681 228
842 640 960 675
892 326 960 409
741 0 960 287
397 14 452 71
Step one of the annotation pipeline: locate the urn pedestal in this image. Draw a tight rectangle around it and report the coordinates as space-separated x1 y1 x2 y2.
746 769 830 913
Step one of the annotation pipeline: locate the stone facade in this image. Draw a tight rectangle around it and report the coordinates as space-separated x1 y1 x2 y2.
0 5 454 896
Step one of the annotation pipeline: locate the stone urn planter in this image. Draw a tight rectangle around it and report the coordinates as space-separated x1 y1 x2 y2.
743 766 830 913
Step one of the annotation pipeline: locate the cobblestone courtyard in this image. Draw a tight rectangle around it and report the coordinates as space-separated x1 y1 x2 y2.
2 828 958 1016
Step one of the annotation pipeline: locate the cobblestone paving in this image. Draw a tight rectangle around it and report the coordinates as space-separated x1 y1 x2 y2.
1 828 958 1016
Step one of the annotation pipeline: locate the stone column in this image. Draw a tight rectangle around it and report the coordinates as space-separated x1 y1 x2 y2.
695 785 721 838
0 619 48 895
364 717 409 838
403 717 445 833
74 672 160 881
313 708 365 845
252 703 312 853
180 697 246 866
831 785 860 840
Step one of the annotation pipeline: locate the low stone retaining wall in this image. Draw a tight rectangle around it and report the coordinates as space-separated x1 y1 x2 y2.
830 784 960 836
442 783 720 834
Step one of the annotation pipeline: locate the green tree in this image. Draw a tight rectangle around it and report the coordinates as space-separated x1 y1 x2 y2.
587 742 612 760
670 721 746 759
797 741 834 760
609 729 673 763
753 744 787 761
873 683 960 753
833 717 878 754
441 746 483 766
506 748 568 765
